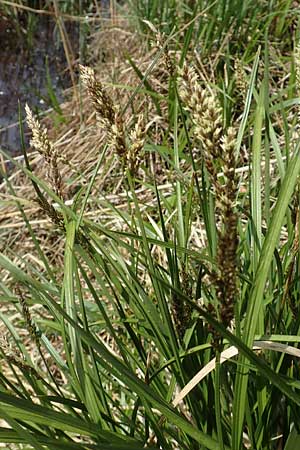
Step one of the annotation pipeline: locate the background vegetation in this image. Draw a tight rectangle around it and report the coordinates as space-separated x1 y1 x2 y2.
1 1 300 449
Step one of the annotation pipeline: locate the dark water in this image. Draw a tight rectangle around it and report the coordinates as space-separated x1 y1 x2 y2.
0 14 79 155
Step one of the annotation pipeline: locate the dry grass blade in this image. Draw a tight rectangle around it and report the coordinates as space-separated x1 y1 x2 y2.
173 341 300 407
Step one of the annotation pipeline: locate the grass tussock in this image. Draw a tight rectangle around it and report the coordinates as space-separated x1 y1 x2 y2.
1 1 300 450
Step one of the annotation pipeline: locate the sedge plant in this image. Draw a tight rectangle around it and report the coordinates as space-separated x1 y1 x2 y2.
1 1 300 450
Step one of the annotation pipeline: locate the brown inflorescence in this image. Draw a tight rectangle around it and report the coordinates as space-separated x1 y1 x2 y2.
15 286 41 348
171 264 193 341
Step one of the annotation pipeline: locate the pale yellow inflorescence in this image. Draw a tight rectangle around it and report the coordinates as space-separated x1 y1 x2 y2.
178 63 239 340
25 103 54 159
234 59 247 99
292 43 300 143
179 64 223 182
178 64 207 123
295 43 300 91
25 104 63 199
128 114 145 174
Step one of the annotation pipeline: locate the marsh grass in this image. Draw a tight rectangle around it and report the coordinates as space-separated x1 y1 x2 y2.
1 1 300 450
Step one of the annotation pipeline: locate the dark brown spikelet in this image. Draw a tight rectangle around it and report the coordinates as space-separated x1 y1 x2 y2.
171 265 193 341
36 196 65 231
15 286 41 348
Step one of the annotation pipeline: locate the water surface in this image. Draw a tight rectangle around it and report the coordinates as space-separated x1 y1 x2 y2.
0 14 78 154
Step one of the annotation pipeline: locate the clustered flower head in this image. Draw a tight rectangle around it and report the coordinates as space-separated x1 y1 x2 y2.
234 59 247 100
178 63 239 341
25 104 53 158
80 64 146 175
25 104 63 199
179 64 207 123
179 65 223 177
128 114 146 174
79 64 126 157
